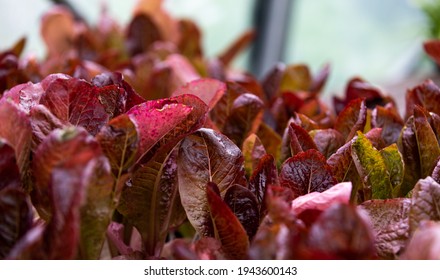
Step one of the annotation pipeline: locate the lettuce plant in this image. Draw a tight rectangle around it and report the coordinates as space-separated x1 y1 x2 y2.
1 0 440 260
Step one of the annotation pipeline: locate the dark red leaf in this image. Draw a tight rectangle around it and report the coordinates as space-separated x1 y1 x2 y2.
406 79 440 120
261 63 285 103
280 149 337 199
222 93 264 147
334 98 367 142
177 19 203 59
359 198 410 259
126 14 162 56
310 129 345 158
423 40 440 67
371 104 404 146
248 154 279 215
29 104 64 149
0 141 21 190
0 188 33 259
206 182 249 259
224 185 259 239
178 128 246 237
307 203 376 259
287 122 318 156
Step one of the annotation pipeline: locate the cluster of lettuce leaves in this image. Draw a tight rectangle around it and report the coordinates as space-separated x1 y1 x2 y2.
2 0 440 260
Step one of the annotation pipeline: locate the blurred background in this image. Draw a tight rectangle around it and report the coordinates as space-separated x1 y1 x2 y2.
0 0 438 106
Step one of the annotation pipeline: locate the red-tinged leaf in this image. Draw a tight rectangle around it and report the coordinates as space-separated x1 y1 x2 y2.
2 82 44 113
293 113 320 131
6 224 45 259
209 82 243 130
310 129 345 158
409 177 440 234
126 14 162 56
177 128 246 237
0 99 31 187
307 203 376 259
432 157 440 184
172 78 226 110
91 72 145 112
429 112 440 143
163 54 201 91
402 221 440 260
279 149 337 199
406 79 440 120
351 132 393 200
40 77 124 135
206 183 249 259
261 63 285 103
290 182 352 215
371 104 404 146
346 78 383 103
397 117 420 196
222 93 264 147
359 198 410 259
310 63 330 93
257 122 282 162
334 98 367 141
118 149 186 257
327 140 356 183
224 185 259 239
127 94 208 163
414 106 440 178
96 114 138 182
279 64 312 92
32 127 101 220
249 154 279 213
40 6 75 56
287 122 318 156
218 30 255 66
0 141 21 190
364 127 386 150
29 105 65 149
0 188 33 259
242 133 266 177
424 40 440 67
177 19 203 59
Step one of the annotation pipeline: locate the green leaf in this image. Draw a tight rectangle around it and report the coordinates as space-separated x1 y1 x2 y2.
380 144 404 194
177 128 246 237
351 131 393 199
409 176 440 234
206 183 249 259
118 148 185 257
242 133 266 178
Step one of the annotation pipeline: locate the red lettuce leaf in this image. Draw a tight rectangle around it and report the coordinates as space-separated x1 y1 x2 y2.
359 198 410 259
29 104 64 149
409 176 440 234
334 98 367 142
177 128 246 237
206 182 249 259
126 14 162 56
261 63 285 103
0 99 32 188
218 30 254 67
177 19 203 59
0 141 21 190
0 188 33 259
290 182 352 215
209 82 243 130
222 93 264 147
280 149 337 199
413 106 440 178
310 128 345 158
307 203 376 259
406 79 440 120
172 78 226 110
371 104 404 146
248 154 279 217
424 40 440 66
118 149 186 257
224 184 259 239
402 221 440 260
127 94 208 164
287 122 318 156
